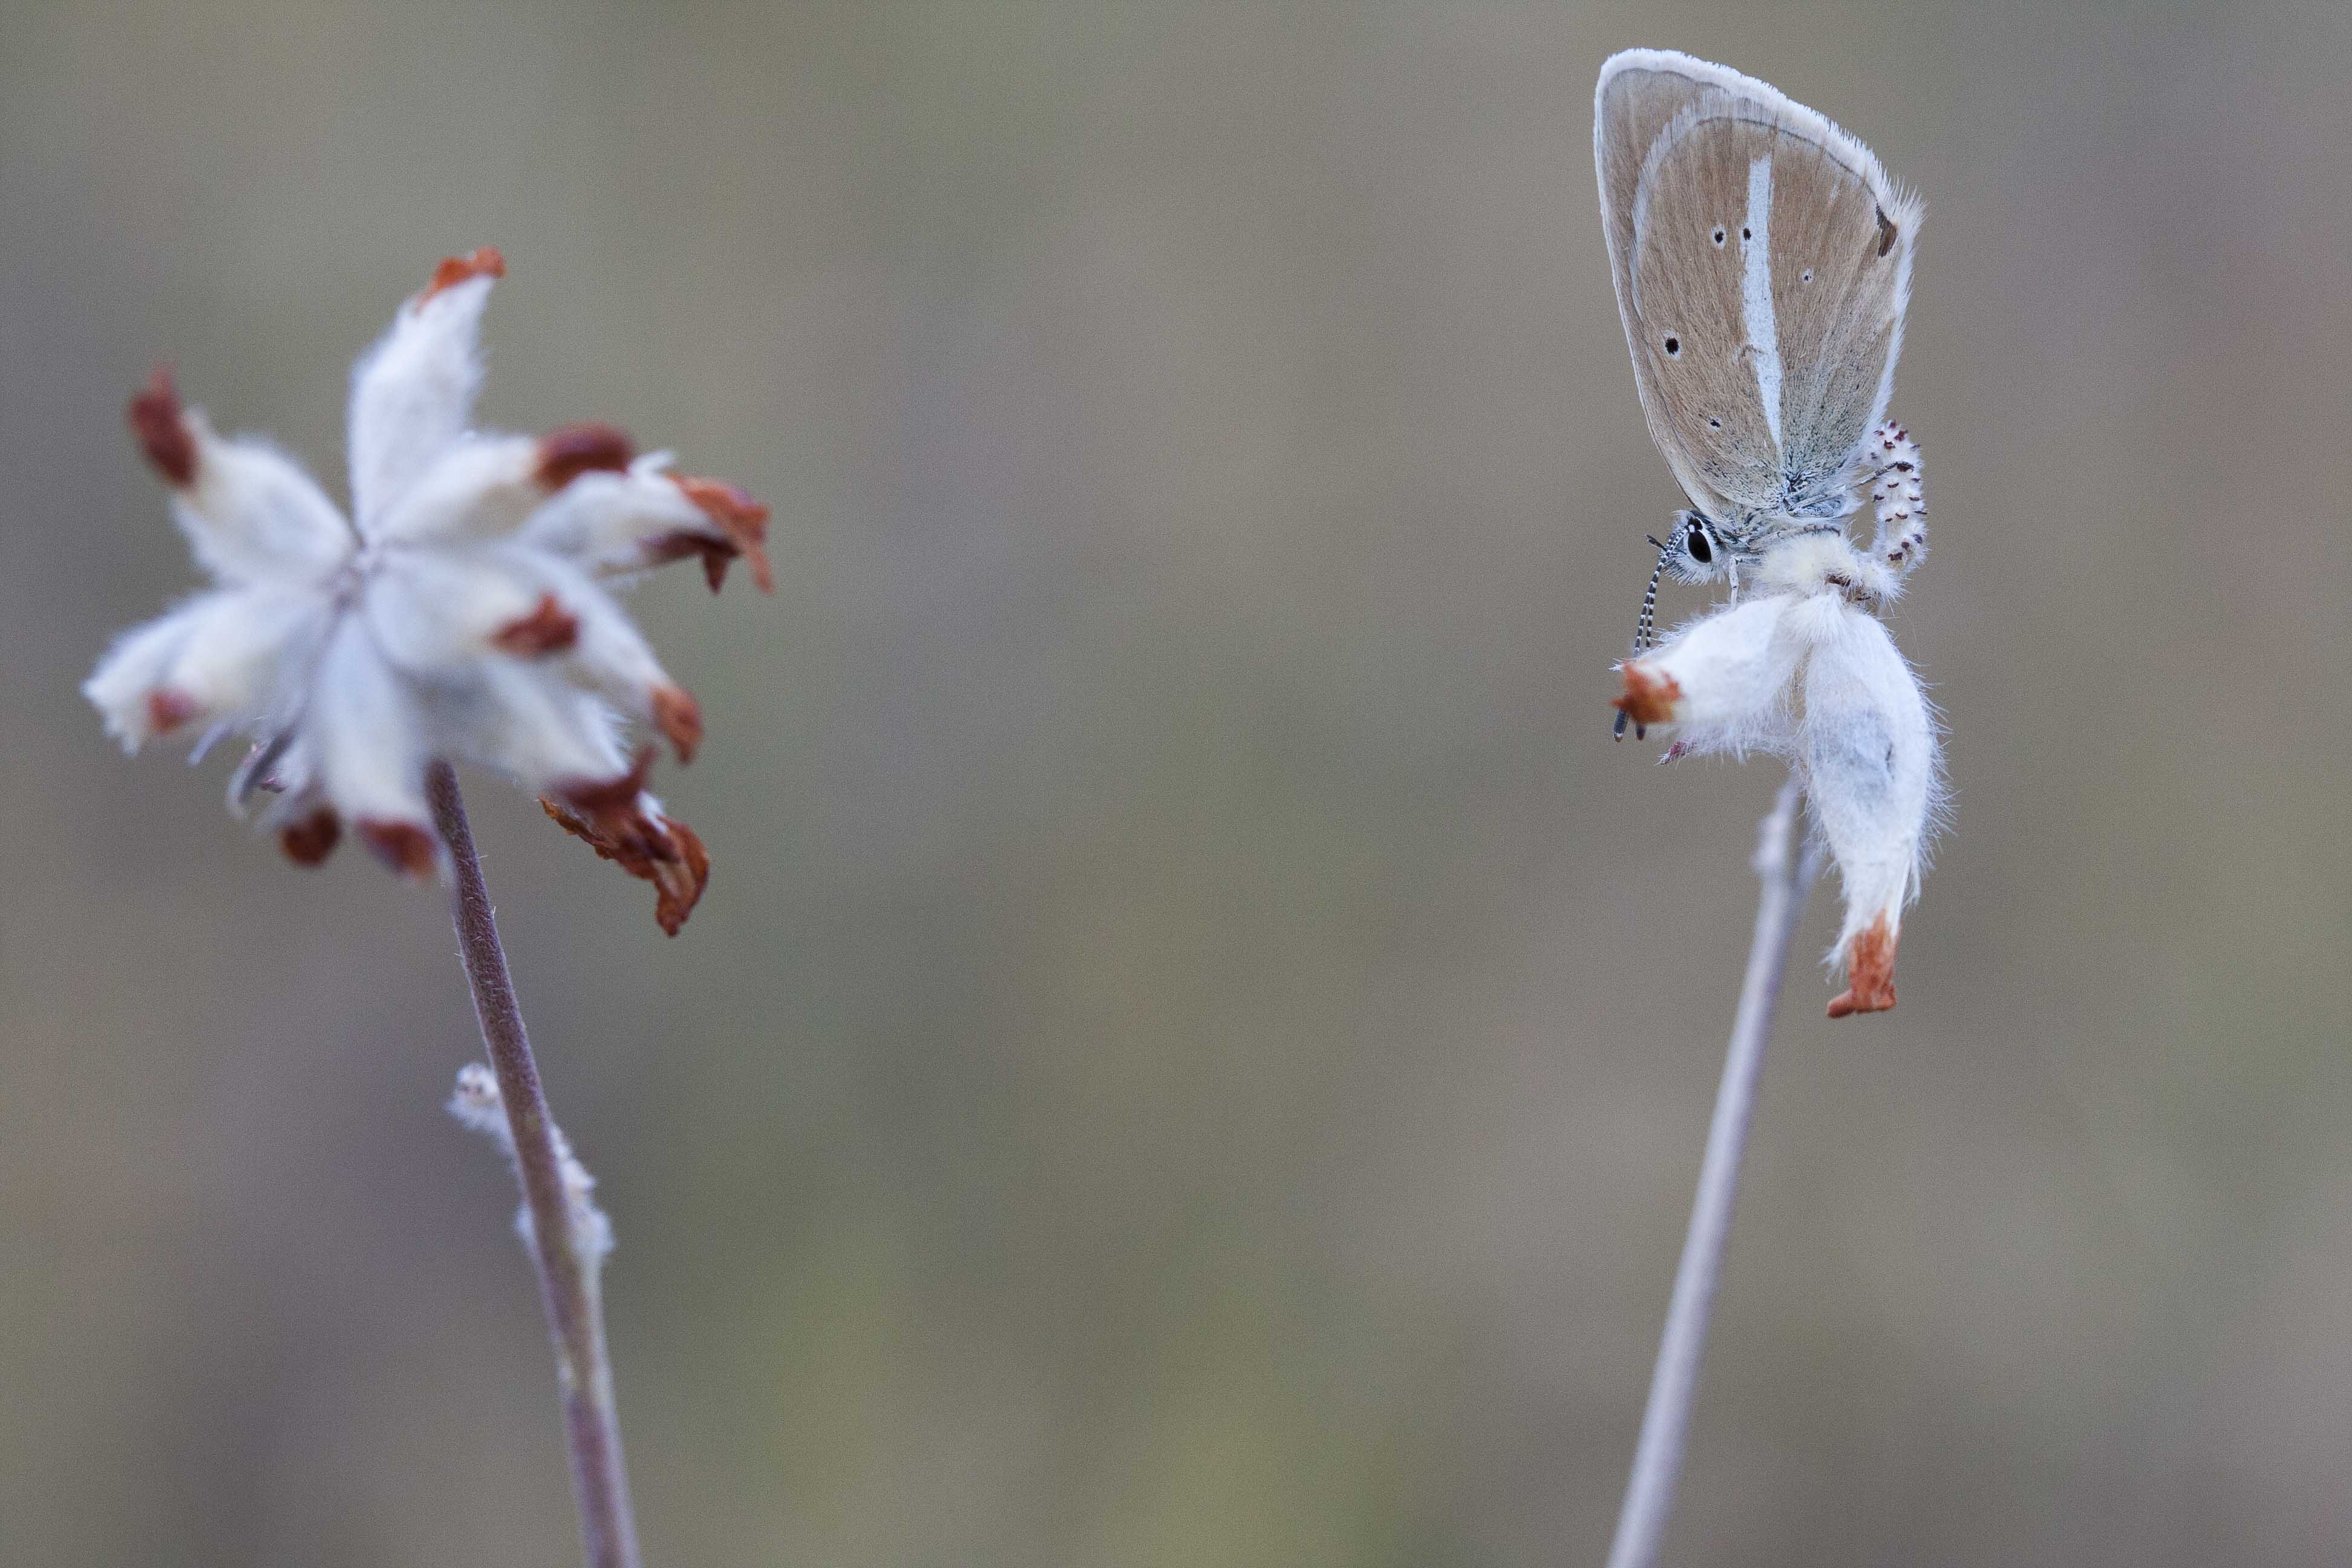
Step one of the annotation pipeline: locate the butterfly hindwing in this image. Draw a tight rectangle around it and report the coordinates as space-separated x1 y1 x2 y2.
1756 119 1916 512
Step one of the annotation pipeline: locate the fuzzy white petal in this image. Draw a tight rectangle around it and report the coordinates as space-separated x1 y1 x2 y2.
1628 595 1805 756
84 596 217 751
524 554 679 709
1789 596 1936 958
348 275 493 534
446 661 634 794
361 547 542 673
518 454 710 574
310 618 431 830
369 434 546 547
165 583 333 731
173 416 354 584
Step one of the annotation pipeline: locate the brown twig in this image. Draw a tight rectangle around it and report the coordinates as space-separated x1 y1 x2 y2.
428 760 642 1568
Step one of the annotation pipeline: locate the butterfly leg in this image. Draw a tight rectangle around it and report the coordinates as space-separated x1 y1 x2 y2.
1861 421 1926 576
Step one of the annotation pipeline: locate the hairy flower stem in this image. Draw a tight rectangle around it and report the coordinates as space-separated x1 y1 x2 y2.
428 761 642 1568
1604 776 1825 1568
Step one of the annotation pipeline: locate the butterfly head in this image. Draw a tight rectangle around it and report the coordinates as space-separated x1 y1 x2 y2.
1658 511 1734 587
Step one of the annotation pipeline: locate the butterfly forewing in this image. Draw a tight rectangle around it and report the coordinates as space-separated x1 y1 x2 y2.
1628 103 1789 516
1596 59 1756 521
1595 51 1919 529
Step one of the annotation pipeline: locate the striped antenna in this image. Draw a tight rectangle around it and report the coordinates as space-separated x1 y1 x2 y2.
1636 535 1673 652
1615 535 1676 741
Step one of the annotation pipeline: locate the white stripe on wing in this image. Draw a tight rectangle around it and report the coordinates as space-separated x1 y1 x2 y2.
1742 154 1783 457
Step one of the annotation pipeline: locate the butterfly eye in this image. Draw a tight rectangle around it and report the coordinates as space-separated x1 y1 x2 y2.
1685 524 1713 564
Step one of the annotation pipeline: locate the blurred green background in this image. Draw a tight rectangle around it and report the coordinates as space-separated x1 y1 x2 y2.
5 1 2349 1563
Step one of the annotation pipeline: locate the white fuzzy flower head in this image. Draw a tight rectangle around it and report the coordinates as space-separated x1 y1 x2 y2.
87 249 772 933
1613 429 1942 1018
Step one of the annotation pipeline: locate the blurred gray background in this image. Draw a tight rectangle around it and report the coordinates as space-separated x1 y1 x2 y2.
5 1 2348 1563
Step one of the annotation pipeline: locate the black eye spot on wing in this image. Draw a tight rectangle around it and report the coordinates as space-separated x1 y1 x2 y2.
1707 417 1722 429
1800 268 1814 283
1663 335 1680 356
1711 226 1726 247
1874 206 1898 258
1740 226 1751 241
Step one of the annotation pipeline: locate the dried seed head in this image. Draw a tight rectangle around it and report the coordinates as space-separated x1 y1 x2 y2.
91 248 766 926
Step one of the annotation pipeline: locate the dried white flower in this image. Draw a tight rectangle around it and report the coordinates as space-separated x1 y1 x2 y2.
1615 426 1942 1018
87 249 771 932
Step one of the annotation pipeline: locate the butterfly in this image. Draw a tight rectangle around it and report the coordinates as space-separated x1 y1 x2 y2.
1593 49 1941 1018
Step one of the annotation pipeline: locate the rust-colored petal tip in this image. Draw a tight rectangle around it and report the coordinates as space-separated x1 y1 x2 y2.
642 529 737 593
1826 914 1900 1019
652 684 704 764
278 807 341 867
650 818 711 936
128 367 197 488
534 422 636 491
145 687 200 739
1612 663 1682 727
489 592 581 657
673 475 775 594
540 791 711 936
357 819 438 879
420 246 507 301
554 746 658 817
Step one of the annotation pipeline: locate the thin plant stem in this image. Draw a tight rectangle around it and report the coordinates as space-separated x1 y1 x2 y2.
427 760 643 1568
1604 775 1826 1568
